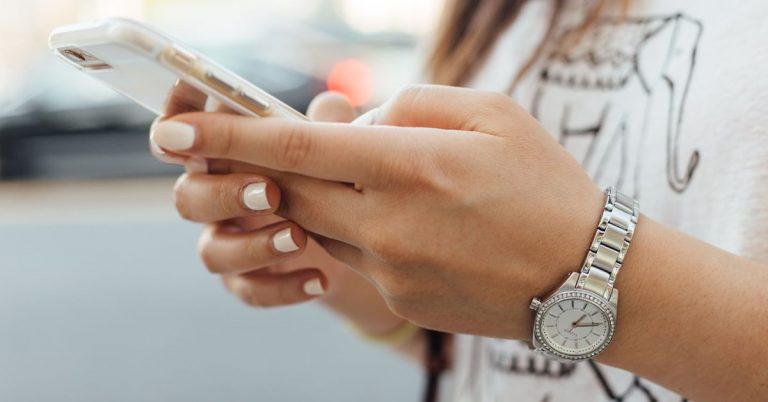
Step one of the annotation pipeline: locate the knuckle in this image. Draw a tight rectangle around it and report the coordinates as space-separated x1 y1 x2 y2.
392 84 426 107
256 285 293 308
474 92 518 129
274 123 313 170
239 286 262 307
197 243 218 273
273 283 295 307
196 229 223 274
213 179 238 216
401 155 435 185
207 117 237 157
242 234 268 264
369 149 430 187
386 84 427 122
172 174 194 221
484 91 515 112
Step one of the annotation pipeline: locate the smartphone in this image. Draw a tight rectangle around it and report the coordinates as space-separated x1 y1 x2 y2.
48 18 307 120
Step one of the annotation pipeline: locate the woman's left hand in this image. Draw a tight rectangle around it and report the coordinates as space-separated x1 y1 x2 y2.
152 85 605 340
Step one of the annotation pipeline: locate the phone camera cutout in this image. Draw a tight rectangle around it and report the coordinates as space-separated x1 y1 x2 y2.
63 48 86 62
58 47 112 70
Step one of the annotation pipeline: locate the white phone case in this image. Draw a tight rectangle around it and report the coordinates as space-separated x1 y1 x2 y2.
48 18 307 120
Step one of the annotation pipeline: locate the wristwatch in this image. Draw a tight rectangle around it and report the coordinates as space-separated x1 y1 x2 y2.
529 187 639 362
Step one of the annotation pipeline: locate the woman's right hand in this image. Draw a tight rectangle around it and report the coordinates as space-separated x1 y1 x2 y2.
150 86 407 336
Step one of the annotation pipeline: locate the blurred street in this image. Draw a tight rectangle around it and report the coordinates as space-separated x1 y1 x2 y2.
0 178 421 401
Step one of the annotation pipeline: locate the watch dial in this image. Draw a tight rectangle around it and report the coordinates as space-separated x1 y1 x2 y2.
539 297 611 356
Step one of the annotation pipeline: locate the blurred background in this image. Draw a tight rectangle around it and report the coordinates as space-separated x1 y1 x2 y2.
0 0 442 400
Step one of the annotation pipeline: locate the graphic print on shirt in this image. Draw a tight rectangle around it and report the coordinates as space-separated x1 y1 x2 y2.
530 14 703 198
485 339 689 402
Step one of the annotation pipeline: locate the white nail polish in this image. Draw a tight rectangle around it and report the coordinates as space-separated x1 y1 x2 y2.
150 136 186 165
151 121 196 151
303 278 325 296
243 182 270 211
149 135 166 155
272 227 299 253
186 157 208 174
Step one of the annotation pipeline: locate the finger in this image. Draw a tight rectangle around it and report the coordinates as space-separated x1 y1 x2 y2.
207 158 279 176
226 215 287 232
206 97 241 114
201 93 357 175
173 173 281 223
312 235 389 288
205 91 358 175
273 173 366 245
163 79 209 116
149 117 187 165
198 222 307 274
150 115 209 173
201 157 367 245
222 268 326 307
312 234 366 272
376 85 523 136
150 112 420 184
174 166 363 244
307 91 356 123
155 81 243 171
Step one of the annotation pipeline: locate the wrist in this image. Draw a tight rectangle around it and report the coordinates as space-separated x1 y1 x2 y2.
528 187 639 360
595 216 668 364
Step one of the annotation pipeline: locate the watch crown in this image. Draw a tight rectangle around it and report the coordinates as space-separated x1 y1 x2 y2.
529 298 542 311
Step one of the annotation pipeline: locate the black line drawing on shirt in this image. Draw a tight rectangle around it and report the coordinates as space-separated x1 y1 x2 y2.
530 13 703 197
488 347 578 379
487 344 688 402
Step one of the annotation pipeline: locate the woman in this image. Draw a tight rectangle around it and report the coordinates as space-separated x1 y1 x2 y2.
149 1 768 401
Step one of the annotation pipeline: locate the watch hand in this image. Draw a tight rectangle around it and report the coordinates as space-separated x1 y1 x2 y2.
573 322 601 328
572 314 588 327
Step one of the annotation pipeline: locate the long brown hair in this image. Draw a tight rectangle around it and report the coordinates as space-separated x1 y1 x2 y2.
426 0 629 88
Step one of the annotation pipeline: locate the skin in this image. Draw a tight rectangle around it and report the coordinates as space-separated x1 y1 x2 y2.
152 86 421 349
152 85 768 401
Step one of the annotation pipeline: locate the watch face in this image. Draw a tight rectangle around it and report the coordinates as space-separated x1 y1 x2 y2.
534 291 615 360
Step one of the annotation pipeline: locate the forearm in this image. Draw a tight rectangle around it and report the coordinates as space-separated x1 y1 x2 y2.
597 216 768 401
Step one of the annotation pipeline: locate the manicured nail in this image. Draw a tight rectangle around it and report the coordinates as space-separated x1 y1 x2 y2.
151 121 196 151
243 182 270 211
149 136 185 164
303 278 325 296
272 227 299 253
186 156 208 174
149 135 166 155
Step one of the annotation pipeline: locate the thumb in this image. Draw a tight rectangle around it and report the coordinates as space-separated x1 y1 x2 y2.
306 91 357 123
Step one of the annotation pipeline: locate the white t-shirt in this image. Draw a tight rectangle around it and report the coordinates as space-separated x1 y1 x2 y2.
450 1 768 401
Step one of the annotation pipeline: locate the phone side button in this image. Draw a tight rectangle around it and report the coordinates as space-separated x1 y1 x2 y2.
205 71 236 93
162 46 197 70
237 90 270 112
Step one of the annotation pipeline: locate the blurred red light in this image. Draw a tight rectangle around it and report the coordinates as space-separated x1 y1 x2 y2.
326 59 372 107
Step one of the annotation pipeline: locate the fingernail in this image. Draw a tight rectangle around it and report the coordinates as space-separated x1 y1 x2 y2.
149 136 186 164
186 156 208 174
303 278 325 296
151 121 196 151
272 227 299 253
243 182 270 211
149 134 166 155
